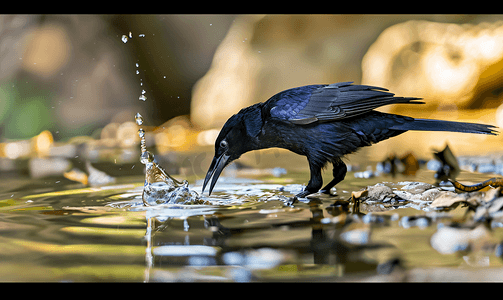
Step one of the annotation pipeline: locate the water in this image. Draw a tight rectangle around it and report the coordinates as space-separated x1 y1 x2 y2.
2 153 503 282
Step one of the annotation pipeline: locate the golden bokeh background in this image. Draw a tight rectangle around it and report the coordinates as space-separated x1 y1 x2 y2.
1 15 503 177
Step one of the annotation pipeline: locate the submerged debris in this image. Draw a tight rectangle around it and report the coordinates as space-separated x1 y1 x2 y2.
350 189 367 214
356 180 503 224
62 161 116 186
429 144 460 183
450 178 503 192
376 152 420 177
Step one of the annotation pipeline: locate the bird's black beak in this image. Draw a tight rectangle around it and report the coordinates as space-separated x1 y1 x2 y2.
202 152 230 195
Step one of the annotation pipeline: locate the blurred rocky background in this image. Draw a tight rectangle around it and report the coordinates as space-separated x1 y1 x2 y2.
2 14 503 180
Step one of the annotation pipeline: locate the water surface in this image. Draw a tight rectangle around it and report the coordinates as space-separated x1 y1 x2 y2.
1 166 502 282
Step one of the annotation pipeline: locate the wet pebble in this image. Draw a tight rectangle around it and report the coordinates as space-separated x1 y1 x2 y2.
29 157 71 178
361 213 386 225
458 155 503 176
430 225 492 255
277 184 305 194
354 170 376 179
426 159 443 172
340 228 370 245
366 184 394 201
271 167 287 177
474 196 503 222
360 182 477 212
399 216 430 229
377 258 402 275
494 242 503 259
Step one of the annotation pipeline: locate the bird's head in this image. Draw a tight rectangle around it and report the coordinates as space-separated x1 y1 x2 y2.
202 104 263 195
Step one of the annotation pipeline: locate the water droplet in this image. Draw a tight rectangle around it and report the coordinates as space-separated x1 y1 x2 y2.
140 151 153 164
129 31 133 38
139 34 145 37
139 95 147 101
141 90 146 95
138 128 145 138
121 35 128 43
136 63 139 67
135 113 143 125
136 70 139 75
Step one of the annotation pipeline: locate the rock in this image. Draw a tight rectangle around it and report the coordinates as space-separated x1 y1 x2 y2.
399 216 430 229
400 182 436 194
478 164 497 174
29 157 71 178
340 228 370 245
366 184 394 201
427 159 443 172
430 225 493 255
474 196 503 222
354 170 376 179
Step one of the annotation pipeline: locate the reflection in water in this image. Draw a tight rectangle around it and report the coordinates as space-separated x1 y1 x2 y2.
139 182 401 282
1 167 503 281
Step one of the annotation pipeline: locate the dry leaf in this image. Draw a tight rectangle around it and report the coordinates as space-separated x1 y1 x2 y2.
429 192 467 209
63 168 88 185
351 189 368 214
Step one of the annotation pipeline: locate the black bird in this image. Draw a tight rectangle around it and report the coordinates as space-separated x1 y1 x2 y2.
202 82 498 202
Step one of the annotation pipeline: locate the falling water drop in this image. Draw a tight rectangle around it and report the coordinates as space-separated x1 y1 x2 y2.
135 113 143 126
140 150 153 164
139 95 147 101
121 35 128 43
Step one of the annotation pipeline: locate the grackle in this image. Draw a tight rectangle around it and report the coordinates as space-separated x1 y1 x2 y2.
202 82 498 203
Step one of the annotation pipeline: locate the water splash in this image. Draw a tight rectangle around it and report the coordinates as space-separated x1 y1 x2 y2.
136 113 204 206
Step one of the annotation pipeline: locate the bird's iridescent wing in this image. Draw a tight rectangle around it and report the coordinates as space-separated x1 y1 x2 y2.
282 82 424 125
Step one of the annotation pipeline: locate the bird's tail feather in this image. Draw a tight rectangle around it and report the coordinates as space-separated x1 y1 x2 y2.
390 118 498 135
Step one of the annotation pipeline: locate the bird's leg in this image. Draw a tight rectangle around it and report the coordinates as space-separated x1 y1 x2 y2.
320 161 347 195
288 161 323 205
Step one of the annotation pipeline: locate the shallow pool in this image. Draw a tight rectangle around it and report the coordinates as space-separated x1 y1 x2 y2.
1 166 503 282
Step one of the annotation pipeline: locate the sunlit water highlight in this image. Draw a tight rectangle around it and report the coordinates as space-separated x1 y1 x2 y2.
2 157 503 282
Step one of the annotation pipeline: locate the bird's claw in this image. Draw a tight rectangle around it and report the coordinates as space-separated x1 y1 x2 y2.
287 196 298 206
287 190 312 205
319 189 332 195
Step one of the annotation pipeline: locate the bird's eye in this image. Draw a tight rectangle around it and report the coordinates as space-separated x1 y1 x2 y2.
220 140 228 149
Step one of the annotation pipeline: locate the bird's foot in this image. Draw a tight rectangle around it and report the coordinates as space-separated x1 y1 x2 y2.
287 190 312 205
319 189 332 195
287 196 298 206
